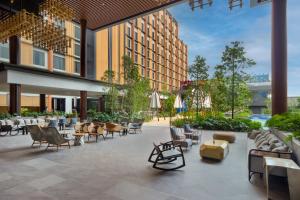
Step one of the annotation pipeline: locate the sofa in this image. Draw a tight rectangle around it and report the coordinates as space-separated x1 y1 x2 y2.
248 129 293 182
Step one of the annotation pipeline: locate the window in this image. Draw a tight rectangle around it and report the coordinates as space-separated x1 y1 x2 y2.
152 52 155 61
33 48 47 67
134 53 138 63
74 42 80 58
141 67 144 77
141 22 145 32
134 31 138 41
134 42 138 52
141 34 144 45
0 43 9 61
127 50 131 58
147 60 150 68
152 42 155 51
141 46 144 55
74 59 80 74
152 62 155 70
127 38 131 49
53 54 65 71
152 31 155 39
147 40 150 48
141 57 144 66
127 25 131 37
75 25 81 41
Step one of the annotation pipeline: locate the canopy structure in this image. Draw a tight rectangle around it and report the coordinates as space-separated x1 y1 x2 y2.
0 0 184 30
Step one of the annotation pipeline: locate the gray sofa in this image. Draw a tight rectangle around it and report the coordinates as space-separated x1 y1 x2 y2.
248 129 293 181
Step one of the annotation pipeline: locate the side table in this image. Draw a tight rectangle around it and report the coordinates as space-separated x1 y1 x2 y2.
264 157 300 200
73 133 85 146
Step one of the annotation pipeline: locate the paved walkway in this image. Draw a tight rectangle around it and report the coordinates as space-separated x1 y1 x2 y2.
0 126 288 200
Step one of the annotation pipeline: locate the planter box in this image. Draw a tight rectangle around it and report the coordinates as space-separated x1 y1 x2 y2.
272 128 300 165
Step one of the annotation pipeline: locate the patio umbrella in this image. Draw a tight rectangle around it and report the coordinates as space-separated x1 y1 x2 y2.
174 94 183 110
150 91 161 121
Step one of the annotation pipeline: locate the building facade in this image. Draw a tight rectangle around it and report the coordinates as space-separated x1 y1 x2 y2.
96 10 188 91
0 10 187 113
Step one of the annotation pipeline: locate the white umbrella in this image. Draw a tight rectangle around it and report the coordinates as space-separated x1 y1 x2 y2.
150 91 161 109
150 91 161 121
174 94 183 109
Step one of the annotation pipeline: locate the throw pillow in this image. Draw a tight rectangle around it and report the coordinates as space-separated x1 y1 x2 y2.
272 145 289 153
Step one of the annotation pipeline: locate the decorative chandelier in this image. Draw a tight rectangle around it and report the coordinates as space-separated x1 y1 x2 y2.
0 0 74 55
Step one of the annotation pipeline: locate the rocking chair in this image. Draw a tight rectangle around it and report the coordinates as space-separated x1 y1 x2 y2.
148 141 185 171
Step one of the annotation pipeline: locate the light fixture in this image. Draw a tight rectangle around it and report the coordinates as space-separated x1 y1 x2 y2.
0 0 73 55
189 0 213 11
228 0 243 10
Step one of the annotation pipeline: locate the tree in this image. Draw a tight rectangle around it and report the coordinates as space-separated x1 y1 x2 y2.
101 70 119 114
210 65 229 113
188 56 209 116
221 41 255 119
122 55 151 118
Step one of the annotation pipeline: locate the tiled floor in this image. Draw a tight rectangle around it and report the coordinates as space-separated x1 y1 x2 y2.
0 126 289 200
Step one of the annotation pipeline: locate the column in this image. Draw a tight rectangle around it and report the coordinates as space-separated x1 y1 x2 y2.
271 0 287 115
9 84 21 115
80 19 87 121
40 94 46 112
80 19 87 77
80 91 87 122
9 36 21 115
97 96 105 112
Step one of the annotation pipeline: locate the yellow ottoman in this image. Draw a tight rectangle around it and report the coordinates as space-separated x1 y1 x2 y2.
213 132 236 143
200 140 229 160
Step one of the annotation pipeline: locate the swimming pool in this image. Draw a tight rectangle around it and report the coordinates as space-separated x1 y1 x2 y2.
249 114 271 127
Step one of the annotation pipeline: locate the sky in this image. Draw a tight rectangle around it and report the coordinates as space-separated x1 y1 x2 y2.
168 0 300 97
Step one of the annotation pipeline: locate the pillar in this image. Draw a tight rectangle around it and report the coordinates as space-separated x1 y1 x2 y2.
9 36 21 115
97 96 105 112
80 19 87 121
80 91 87 122
9 84 21 115
40 94 46 113
80 19 87 78
271 0 287 115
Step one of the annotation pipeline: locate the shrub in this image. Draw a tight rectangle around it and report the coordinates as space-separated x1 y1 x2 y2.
171 116 261 132
0 113 11 120
266 112 300 132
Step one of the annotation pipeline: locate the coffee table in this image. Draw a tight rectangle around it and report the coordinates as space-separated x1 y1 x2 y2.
200 140 229 160
73 133 85 146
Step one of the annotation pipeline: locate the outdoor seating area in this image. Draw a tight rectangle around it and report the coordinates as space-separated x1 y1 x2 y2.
0 125 294 200
0 116 145 150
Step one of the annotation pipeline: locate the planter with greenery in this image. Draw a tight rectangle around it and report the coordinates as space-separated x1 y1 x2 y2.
171 116 261 132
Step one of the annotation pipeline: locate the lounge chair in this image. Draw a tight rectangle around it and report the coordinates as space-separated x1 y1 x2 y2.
148 141 185 171
87 123 105 142
27 125 47 147
170 127 192 149
106 122 123 137
42 127 71 151
65 118 77 130
183 124 201 143
128 120 143 134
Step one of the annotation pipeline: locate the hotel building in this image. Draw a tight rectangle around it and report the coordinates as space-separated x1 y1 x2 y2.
0 10 187 113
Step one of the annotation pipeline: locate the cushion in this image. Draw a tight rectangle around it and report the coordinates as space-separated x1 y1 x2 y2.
270 142 284 150
249 130 261 139
257 140 269 149
213 132 236 143
256 137 267 147
272 145 289 153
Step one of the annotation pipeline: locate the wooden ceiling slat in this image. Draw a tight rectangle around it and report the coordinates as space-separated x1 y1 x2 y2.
63 0 184 30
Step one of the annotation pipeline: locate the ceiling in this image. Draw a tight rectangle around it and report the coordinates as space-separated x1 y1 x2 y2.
0 0 185 30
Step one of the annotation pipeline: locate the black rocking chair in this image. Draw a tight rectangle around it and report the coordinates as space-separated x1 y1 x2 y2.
148 141 185 171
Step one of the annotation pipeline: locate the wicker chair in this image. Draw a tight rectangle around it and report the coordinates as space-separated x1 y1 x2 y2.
170 127 192 149
87 123 105 142
27 125 47 147
105 122 122 137
183 124 201 143
42 127 71 151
